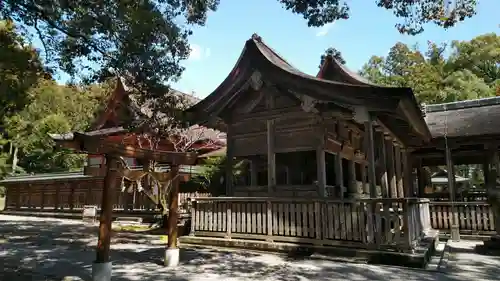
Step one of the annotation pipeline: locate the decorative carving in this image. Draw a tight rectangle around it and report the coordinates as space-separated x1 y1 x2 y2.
353 106 370 123
300 95 318 112
249 71 263 91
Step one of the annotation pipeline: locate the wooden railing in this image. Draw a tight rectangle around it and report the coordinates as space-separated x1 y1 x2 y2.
190 197 431 250
429 201 496 234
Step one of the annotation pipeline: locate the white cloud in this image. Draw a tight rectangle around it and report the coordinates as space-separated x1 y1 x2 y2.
188 44 211 61
315 22 335 37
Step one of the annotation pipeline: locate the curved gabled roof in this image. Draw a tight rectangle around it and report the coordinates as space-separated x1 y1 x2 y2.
316 54 431 145
187 34 431 145
316 55 378 86
188 34 408 116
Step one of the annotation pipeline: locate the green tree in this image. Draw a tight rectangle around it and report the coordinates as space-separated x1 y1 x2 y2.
4 79 111 173
319 47 346 68
0 20 46 120
0 1 479 115
359 35 496 104
446 33 500 85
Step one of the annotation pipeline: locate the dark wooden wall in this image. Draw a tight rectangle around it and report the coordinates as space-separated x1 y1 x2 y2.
4 176 210 212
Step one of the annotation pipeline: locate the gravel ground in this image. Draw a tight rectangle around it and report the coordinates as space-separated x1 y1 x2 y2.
0 214 499 281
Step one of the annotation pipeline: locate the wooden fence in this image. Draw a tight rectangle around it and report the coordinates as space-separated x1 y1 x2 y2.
429 201 496 235
189 197 431 250
8 191 211 213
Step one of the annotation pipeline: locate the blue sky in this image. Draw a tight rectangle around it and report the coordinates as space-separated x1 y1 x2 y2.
45 1 498 98
173 0 498 99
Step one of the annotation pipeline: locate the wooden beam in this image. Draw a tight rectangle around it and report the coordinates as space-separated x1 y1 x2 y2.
375 119 404 146
95 155 119 263
55 135 198 165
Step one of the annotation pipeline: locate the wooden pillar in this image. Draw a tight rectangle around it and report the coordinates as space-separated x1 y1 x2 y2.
347 160 357 196
317 132 327 197
95 154 119 263
316 148 327 197
266 119 276 193
364 118 377 244
334 154 344 198
361 163 369 196
377 132 389 198
167 165 180 250
395 146 404 198
402 148 413 197
445 146 460 241
225 123 234 196
365 121 377 198
385 139 397 198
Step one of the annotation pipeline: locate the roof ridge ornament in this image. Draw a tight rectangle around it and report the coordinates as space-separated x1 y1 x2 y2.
251 33 262 42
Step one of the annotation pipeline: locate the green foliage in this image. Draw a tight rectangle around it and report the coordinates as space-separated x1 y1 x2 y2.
359 34 498 104
0 20 46 120
192 156 245 196
3 79 111 173
319 47 345 68
0 1 478 124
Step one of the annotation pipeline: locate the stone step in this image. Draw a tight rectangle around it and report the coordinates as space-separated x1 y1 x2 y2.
425 240 450 272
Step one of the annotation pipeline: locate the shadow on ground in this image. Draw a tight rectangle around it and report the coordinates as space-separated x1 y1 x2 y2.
1 215 499 281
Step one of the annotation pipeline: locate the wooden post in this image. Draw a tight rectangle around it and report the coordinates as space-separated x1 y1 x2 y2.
335 154 344 198
95 154 119 263
395 146 404 198
401 149 413 198
267 119 276 193
445 146 460 241
365 121 377 198
377 132 389 198
385 139 397 198
226 123 234 196
316 147 327 197
167 165 180 250
347 160 357 197
364 120 377 244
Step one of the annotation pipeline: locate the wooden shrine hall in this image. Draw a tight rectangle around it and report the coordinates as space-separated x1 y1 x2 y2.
414 98 500 243
180 34 437 267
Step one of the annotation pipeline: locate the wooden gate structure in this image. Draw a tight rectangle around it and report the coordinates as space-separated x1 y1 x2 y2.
51 129 197 278
180 34 438 267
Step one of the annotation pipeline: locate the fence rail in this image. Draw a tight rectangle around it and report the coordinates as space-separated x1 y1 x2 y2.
189 197 431 249
429 201 496 234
